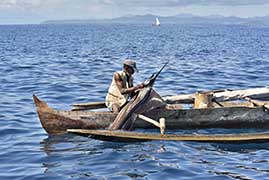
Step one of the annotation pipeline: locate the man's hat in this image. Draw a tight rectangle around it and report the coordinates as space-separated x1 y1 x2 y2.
123 59 139 72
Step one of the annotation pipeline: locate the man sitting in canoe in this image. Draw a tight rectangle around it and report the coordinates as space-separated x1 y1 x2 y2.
105 59 144 113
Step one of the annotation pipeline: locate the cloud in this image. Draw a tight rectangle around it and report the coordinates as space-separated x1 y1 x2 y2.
1 0 269 10
1 0 268 11
0 0 16 8
0 0 65 10
113 0 269 7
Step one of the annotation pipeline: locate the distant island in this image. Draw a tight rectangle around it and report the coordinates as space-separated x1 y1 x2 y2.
41 14 269 27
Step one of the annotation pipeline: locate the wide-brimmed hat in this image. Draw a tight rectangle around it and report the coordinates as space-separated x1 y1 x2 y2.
123 59 138 72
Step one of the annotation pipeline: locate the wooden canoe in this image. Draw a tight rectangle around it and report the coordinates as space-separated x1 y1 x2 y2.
33 93 269 135
67 129 269 143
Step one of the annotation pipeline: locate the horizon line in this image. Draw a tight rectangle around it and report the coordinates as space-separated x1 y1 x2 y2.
1 13 268 26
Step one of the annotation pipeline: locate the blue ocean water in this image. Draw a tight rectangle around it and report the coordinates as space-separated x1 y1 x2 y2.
0 23 269 179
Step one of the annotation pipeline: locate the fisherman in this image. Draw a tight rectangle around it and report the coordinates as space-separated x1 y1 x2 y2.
105 59 144 113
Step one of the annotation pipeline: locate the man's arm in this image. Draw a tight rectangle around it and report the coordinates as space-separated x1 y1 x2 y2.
114 73 144 95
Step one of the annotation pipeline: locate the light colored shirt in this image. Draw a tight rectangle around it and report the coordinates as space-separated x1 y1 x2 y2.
105 71 133 108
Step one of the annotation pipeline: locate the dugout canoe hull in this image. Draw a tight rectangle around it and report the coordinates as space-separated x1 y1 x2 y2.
33 95 269 135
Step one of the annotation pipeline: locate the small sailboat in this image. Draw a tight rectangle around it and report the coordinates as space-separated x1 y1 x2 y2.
154 17 160 26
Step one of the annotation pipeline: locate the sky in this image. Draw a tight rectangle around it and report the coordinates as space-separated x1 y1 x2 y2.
1 0 269 24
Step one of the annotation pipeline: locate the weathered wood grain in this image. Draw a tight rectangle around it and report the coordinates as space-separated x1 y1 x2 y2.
67 129 269 142
163 87 269 104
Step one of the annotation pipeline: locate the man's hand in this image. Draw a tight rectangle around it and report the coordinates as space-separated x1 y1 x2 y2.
134 83 145 90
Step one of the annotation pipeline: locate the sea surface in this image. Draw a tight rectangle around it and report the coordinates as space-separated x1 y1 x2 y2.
0 23 269 180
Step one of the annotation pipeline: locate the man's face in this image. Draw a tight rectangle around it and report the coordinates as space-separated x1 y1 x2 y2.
124 65 134 76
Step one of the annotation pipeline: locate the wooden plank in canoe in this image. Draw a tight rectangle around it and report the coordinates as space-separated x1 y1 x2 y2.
72 102 106 111
67 129 269 143
164 87 269 104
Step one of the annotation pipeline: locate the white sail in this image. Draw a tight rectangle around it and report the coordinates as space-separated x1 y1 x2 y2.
155 17 160 26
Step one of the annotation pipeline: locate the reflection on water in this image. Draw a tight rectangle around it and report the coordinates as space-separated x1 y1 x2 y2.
38 132 269 179
213 142 269 152
40 134 79 155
